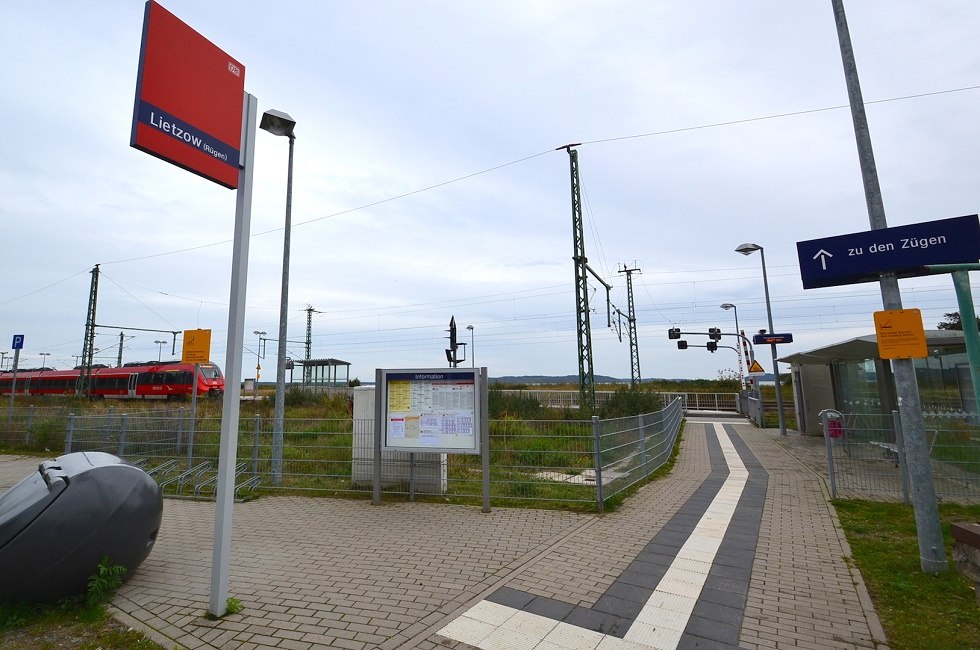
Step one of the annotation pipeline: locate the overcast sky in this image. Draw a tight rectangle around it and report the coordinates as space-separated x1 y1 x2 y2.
2 1 979 385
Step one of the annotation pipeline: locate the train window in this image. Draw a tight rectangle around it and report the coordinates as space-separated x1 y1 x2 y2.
200 365 221 379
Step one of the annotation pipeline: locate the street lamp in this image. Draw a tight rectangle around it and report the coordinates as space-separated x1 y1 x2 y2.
260 108 296 486
720 304 744 391
154 340 167 362
466 325 474 368
735 242 787 435
252 330 266 399
39 352 50 370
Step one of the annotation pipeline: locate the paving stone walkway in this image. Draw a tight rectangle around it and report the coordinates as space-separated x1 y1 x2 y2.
0 419 889 649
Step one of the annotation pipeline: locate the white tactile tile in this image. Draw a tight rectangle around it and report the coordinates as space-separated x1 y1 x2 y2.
437 615 496 646
542 622 605 649
481 625 543 650
504 610 561 638
468 599 520 626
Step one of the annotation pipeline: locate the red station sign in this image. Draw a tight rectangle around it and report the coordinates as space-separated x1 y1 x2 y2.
130 1 245 188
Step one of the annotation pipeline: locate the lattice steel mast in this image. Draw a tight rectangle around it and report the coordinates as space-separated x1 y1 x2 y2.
303 305 322 386
619 264 641 387
559 144 596 410
77 264 100 397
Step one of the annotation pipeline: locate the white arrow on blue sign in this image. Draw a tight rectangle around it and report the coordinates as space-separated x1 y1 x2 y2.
11 335 24 350
796 214 980 290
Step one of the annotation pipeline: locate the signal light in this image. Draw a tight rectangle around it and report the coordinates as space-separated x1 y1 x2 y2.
668 328 681 339
677 340 688 350
707 341 718 352
708 327 722 341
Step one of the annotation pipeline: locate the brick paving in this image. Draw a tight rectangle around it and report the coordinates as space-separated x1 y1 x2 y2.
0 420 889 649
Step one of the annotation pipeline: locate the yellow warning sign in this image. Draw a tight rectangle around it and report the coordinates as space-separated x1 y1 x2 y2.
874 309 927 359
182 329 212 364
747 360 766 374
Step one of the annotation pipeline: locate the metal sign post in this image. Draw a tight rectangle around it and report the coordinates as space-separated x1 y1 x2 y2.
208 92 257 617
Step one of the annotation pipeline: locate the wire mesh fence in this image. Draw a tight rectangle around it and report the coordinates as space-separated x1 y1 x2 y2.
6 399 684 511
822 409 980 504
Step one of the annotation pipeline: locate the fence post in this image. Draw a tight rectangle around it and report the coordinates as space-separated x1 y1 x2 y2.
64 413 75 454
177 407 185 456
252 413 261 477
821 410 837 500
186 410 195 469
592 415 604 512
25 404 35 446
892 410 911 506
638 413 648 479
118 413 128 457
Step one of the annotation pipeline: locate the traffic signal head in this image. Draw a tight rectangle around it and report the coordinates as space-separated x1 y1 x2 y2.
707 341 718 352
677 340 688 350
668 327 681 339
708 327 722 341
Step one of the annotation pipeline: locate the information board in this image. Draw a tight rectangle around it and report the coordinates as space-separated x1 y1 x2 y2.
380 368 482 454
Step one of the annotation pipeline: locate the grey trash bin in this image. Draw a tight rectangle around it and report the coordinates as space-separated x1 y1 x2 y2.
0 451 163 604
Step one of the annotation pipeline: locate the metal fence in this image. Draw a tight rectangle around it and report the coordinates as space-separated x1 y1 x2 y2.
9 398 684 511
821 409 980 504
498 390 738 413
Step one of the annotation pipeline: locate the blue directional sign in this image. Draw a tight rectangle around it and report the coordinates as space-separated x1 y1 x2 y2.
796 214 980 289
11 335 24 350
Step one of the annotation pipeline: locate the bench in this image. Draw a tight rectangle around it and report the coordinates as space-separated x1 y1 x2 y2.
869 441 899 465
951 522 980 605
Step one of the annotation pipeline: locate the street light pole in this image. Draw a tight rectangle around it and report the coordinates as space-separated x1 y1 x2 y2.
154 339 166 362
720 304 744 390
736 243 787 436
260 109 297 487
252 330 266 399
466 325 474 368
39 352 50 370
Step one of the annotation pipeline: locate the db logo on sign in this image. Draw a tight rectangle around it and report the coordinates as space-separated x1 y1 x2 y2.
227 61 241 77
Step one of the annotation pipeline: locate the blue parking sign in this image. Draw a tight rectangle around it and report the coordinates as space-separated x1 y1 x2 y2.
11 335 24 350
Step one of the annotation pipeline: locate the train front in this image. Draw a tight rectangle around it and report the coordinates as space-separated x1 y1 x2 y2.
196 363 225 396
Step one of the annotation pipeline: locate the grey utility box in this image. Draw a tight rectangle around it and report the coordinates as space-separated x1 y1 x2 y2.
0 451 163 604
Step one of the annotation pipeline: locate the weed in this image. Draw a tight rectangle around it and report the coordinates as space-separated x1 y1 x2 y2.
86 556 127 608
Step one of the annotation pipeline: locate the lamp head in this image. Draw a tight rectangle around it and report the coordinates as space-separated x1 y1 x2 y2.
735 242 762 256
260 109 296 138
720 303 736 311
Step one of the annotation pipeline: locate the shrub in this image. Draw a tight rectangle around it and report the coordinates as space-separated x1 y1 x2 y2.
599 387 663 419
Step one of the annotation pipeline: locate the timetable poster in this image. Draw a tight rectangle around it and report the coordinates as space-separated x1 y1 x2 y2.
382 369 480 453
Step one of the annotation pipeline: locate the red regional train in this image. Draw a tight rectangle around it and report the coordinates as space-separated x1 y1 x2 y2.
0 361 224 399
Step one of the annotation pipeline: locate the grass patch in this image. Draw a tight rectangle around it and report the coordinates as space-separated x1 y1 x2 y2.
0 557 161 649
835 500 980 649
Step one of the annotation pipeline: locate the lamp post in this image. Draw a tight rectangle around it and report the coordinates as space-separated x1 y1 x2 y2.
260 108 296 486
252 330 266 399
39 352 50 370
466 325 474 368
720 304 744 390
735 242 787 435
154 340 166 362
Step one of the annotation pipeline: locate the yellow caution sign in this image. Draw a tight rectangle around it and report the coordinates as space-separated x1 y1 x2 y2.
182 329 212 364
747 360 766 374
874 309 927 359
